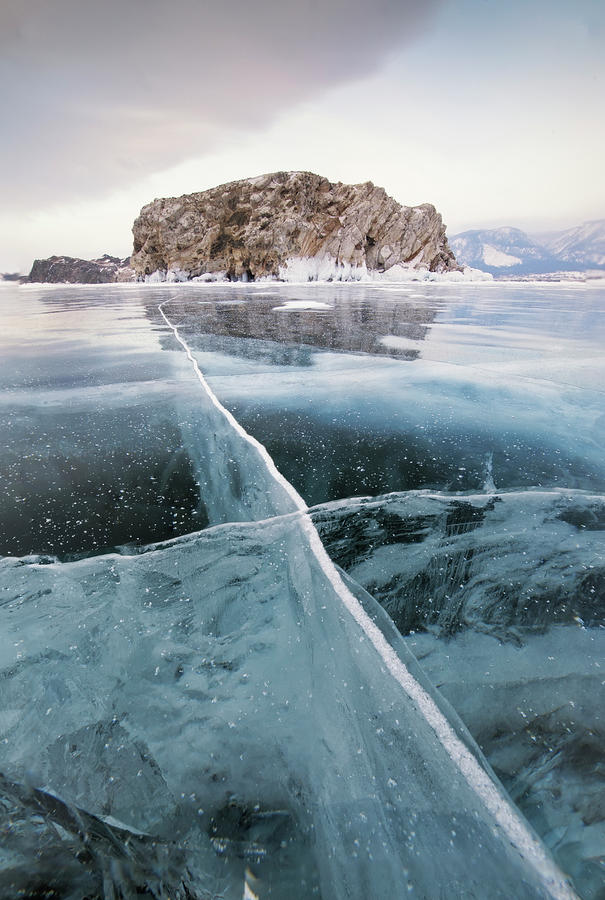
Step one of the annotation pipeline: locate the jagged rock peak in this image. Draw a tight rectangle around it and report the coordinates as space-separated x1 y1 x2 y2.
131 171 460 280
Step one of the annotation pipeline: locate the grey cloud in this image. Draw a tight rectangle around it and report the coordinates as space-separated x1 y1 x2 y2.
1 0 442 209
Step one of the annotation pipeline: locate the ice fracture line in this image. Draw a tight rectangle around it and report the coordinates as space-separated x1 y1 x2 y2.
158 298 578 900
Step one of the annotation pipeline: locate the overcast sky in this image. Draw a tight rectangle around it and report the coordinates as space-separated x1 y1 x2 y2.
1 0 603 271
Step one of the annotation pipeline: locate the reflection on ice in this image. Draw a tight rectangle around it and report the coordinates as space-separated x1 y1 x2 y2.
151 287 434 360
0 291 209 557
153 284 605 502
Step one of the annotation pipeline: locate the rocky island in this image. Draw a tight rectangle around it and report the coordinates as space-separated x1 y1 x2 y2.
26 254 134 284
26 172 462 283
132 171 460 281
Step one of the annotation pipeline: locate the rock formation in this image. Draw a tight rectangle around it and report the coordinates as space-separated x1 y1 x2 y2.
27 254 134 284
131 171 460 280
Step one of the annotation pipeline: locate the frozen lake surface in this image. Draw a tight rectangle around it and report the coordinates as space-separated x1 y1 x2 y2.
0 280 603 898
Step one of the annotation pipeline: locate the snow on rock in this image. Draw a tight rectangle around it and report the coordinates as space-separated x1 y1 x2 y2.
142 259 491 285
482 244 523 267
271 256 490 284
277 255 369 283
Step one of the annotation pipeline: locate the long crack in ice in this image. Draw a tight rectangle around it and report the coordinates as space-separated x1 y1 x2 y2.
158 298 578 900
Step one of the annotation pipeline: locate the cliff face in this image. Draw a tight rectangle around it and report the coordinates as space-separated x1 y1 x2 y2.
27 255 134 284
131 172 460 280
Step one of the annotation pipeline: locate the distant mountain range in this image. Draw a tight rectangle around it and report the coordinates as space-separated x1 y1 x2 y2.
450 219 605 276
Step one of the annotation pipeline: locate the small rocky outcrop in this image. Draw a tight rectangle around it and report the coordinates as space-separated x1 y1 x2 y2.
27 254 134 284
131 171 460 280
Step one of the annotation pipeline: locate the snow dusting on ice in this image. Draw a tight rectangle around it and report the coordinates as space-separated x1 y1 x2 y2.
272 300 333 311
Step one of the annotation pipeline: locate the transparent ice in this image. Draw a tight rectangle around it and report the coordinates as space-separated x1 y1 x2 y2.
1 280 603 898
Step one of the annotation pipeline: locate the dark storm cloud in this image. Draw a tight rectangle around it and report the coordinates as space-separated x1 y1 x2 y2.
1 0 442 209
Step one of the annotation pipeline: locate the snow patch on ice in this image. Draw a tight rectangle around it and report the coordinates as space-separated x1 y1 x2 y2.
379 334 422 352
376 264 492 283
272 300 333 311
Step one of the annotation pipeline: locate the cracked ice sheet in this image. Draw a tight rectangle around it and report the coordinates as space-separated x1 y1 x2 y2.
0 513 575 899
0 284 578 899
202 351 605 499
312 487 605 898
157 284 605 498
0 282 588 898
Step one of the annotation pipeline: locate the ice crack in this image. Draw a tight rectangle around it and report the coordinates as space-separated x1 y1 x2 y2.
158 298 578 900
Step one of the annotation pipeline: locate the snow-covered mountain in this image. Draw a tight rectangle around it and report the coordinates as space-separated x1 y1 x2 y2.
534 219 605 268
450 221 605 275
449 227 557 275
